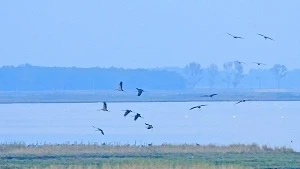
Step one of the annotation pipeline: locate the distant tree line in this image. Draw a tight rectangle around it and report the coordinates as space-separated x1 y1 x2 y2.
0 63 295 91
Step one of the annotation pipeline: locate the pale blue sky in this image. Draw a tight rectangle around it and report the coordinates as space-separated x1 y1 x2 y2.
0 0 299 69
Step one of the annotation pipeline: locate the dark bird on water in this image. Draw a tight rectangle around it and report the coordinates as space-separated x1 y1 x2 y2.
100 102 109 111
253 62 266 66
202 94 217 98
122 109 133 117
227 33 244 39
235 99 250 105
118 81 124 91
92 126 104 135
190 105 207 110
134 113 143 121
136 88 145 96
257 33 274 41
145 123 153 129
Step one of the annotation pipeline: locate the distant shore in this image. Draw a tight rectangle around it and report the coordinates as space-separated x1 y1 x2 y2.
0 89 299 103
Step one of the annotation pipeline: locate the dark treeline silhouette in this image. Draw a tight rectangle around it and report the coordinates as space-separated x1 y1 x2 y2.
0 63 298 91
0 64 185 91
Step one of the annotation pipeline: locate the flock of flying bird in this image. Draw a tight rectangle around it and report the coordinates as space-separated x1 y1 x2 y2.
92 32 274 135
92 81 151 135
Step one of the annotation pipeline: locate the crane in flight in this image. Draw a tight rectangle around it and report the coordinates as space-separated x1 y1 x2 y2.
136 88 145 96
92 126 104 135
227 33 244 39
190 105 207 110
257 33 274 41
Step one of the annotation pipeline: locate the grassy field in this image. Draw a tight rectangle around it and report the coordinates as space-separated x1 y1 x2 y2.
0 142 299 169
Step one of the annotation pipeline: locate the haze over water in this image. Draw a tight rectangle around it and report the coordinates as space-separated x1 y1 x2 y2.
1 101 298 151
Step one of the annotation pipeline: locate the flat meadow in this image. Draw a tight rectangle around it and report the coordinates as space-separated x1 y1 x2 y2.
1 142 299 169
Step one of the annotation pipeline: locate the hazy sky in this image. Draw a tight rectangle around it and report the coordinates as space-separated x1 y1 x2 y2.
0 1 299 69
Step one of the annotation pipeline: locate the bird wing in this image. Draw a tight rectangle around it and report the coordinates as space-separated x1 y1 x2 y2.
267 37 274 41
100 129 104 135
190 106 197 110
257 33 265 37
235 101 242 104
103 102 107 110
211 94 217 97
227 32 234 37
145 123 149 126
201 95 209 97
124 110 130 117
200 105 207 107
137 89 143 96
118 81 123 91
134 115 138 121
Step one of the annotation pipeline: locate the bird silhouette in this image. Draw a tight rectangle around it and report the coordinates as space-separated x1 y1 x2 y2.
92 126 104 135
136 88 145 96
253 62 266 66
235 99 250 105
202 94 218 98
134 113 143 121
190 105 207 110
122 109 133 117
227 33 244 39
235 61 247 65
100 102 109 111
257 33 274 41
117 81 124 91
145 123 153 129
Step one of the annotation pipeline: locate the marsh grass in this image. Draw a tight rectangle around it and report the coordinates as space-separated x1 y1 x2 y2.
0 142 298 168
0 142 293 155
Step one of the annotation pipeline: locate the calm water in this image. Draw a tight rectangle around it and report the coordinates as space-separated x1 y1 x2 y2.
0 101 299 151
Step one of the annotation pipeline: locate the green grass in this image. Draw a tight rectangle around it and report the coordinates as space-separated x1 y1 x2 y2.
0 142 299 168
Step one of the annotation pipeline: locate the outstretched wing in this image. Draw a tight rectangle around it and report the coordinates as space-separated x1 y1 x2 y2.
137 88 143 96
190 106 197 110
118 81 123 91
103 102 107 110
145 123 150 126
100 129 104 135
124 110 131 117
266 37 274 41
211 94 218 97
200 104 207 107
235 101 243 105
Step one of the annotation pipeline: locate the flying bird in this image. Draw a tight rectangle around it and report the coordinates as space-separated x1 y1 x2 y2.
122 109 133 117
134 113 143 121
235 99 250 105
136 88 145 96
257 33 274 41
190 105 207 110
202 94 218 98
101 102 109 111
117 81 124 91
145 123 153 129
235 61 247 65
92 126 104 135
227 33 244 39
253 62 266 66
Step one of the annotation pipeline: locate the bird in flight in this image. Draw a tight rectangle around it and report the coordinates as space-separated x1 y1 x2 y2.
100 102 109 111
134 113 143 121
136 88 145 96
257 33 274 41
235 61 247 65
92 126 104 135
145 123 153 129
227 33 244 39
122 109 133 117
253 62 266 66
190 105 207 110
202 94 217 98
117 81 124 91
235 99 250 105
